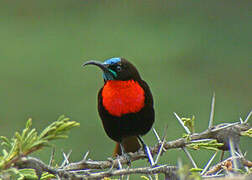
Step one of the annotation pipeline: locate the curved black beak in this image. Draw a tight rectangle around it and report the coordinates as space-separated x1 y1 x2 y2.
82 60 116 80
82 60 108 73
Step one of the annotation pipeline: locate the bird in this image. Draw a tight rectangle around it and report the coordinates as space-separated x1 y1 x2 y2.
83 57 155 165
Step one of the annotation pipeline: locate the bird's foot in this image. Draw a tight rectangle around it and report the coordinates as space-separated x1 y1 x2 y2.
121 153 131 166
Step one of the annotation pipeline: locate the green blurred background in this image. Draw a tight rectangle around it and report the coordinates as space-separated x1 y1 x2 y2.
1 0 251 170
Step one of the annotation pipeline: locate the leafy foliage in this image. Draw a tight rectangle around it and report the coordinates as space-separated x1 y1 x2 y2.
0 115 79 179
241 128 252 138
181 115 195 134
187 140 223 151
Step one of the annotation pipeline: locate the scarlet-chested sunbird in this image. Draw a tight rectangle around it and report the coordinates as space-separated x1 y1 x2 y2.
83 57 155 165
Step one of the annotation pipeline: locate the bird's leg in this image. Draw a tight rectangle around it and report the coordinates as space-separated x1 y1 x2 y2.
138 136 155 166
120 143 131 165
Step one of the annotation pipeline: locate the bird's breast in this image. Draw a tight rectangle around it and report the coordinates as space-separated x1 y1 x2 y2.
101 80 145 117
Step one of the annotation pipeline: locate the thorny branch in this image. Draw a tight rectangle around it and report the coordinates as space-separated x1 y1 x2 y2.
58 122 249 171
14 122 251 179
5 95 252 179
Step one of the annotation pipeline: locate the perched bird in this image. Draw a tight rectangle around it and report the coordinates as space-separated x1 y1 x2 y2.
83 57 155 165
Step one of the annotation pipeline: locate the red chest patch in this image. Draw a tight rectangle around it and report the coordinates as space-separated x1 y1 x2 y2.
102 80 145 117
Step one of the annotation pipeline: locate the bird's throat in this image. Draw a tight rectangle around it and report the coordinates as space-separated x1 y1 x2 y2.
102 80 145 117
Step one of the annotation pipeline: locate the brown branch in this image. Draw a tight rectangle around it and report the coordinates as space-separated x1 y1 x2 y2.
15 157 177 179
205 156 252 175
67 165 178 180
15 155 252 179
84 165 177 179
11 122 250 180
62 122 250 171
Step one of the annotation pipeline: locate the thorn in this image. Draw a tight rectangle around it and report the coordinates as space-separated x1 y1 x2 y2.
48 147 55 166
237 147 243 158
201 151 218 175
153 128 161 143
190 139 214 143
244 151 247 157
244 110 252 123
148 175 153 180
174 112 191 134
122 166 130 180
229 138 238 171
177 158 183 169
117 158 122 170
211 122 239 132
126 173 130 180
106 158 116 174
138 136 155 166
235 151 242 158
145 145 155 166
182 147 198 168
244 165 250 173
239 117 243 124
60 150 72 168
68 169 91 174
162 124 168 141
216 169 224 176
155 136 166 164
82 151 89 161
208 92 215 129
160 124 168 153
238 151 250 173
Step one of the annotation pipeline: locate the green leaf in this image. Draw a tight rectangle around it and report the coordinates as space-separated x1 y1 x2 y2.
241 128 252 137
0 136 11 146
187 140 223 151
41 172 56 180
26 118 33 129
18 168 37 179
190 168 203 172
181 115 195 133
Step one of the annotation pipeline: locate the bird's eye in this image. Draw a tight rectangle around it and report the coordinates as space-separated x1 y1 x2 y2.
116 65 122 71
